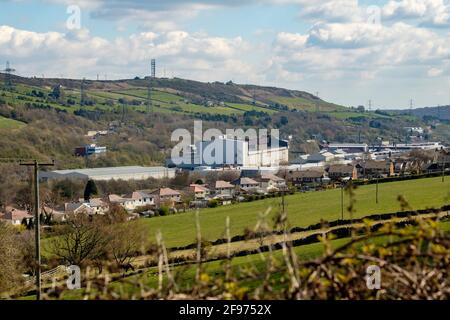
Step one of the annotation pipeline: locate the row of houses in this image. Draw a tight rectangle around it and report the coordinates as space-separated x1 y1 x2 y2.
288 153 450 187
2 152 448 225
288 160 395 186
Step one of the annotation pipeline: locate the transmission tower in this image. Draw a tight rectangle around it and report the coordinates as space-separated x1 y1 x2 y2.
121 102 127 123
315 91 319 112
368 99 372 112
147 59 156 113
151 59 156 78
2 61 16 90
409 99 413 116
80 77 86 106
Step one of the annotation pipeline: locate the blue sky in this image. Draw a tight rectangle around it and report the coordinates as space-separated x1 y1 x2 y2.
1 0 450 109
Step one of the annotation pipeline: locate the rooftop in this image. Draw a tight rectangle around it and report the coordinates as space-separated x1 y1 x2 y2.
150 188 181 197
49 166 173 177
328 164 355 173
260 173 285 182
233 177 259 185
1 207 33 221
215 180 234 189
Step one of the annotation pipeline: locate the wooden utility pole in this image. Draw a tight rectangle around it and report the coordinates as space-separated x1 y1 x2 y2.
340 183 344 220
442 155 446 183
20 160 54 300
376 177 379 204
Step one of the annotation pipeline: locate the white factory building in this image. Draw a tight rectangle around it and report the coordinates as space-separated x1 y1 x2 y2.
170 135 289 169
40 166 176 181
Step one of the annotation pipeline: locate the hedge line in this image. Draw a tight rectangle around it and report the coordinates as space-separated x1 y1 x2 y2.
169 205 450 252
353 170 450 186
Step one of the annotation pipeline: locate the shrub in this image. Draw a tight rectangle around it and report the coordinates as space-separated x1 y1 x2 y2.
207 199 219 208
158 206 169 216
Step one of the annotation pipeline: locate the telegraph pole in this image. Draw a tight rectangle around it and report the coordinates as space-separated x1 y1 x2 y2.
20 159 55 300
315 92 319 112
376 177 379 204
340 183 344 220
442 154 446 183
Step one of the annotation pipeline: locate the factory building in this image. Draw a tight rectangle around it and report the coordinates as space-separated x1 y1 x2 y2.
169 135 289 169
40 166 176 181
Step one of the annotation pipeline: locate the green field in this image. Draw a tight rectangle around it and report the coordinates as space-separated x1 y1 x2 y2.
50 219 450 300
269 96 345 112
136 177 450 248
0 116 25 129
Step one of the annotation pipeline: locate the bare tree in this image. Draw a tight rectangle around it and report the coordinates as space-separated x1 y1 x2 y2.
50 214 109 266
107 223 146 272
0 222 24 294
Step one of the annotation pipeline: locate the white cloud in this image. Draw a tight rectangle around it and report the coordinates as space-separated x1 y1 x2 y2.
382 0 450 27
271 20 450 83
0 25 253 81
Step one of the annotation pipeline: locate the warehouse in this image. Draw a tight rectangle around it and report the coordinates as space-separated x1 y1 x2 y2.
39 166 176 181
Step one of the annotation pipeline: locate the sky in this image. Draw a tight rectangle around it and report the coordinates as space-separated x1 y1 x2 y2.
0 0 450 109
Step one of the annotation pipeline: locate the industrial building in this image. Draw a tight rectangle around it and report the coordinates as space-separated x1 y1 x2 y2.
39 166 176 181
169 135 289 169
327 143 369 153
74 144 107 157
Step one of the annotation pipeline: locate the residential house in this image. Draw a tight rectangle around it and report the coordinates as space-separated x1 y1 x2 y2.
150 188 182 207
356 160 394 178
108 191 155 212
289 169 326 186
424 150 450 173
42 206 67 222
131 191 156 207
189 184 210 200
108 194 136 211
232 177 261 193
64 202 94 215
214 180 235 199
86 198 109 215
327 164 358 181
0 206 33 225
258 173 286 192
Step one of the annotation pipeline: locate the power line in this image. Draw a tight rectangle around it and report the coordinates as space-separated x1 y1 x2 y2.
0 158 55 300
19 160 54 301
80 77 86 106
2 61 16 90
315 91 319 112
151 59 156 78
147 59 156 113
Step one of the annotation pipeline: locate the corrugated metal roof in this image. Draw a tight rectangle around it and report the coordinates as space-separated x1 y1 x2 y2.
52 166 172 176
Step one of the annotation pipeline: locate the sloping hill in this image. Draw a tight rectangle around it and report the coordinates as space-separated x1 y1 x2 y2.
0 74 344 116
389 105 450 121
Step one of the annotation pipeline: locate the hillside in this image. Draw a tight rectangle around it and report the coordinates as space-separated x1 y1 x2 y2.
0 73 445 171
0 74 345 116
390 105 450 121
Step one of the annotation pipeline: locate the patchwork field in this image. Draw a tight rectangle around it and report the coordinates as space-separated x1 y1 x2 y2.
0 115 25 129
136 176 450 248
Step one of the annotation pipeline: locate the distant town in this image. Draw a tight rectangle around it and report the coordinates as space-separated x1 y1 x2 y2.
2 125 448 226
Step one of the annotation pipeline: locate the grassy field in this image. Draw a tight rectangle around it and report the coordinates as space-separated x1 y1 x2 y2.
269 96 345 112
135 176 450 249
0 116 25 129
50 219 450 300
2 83 352 117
